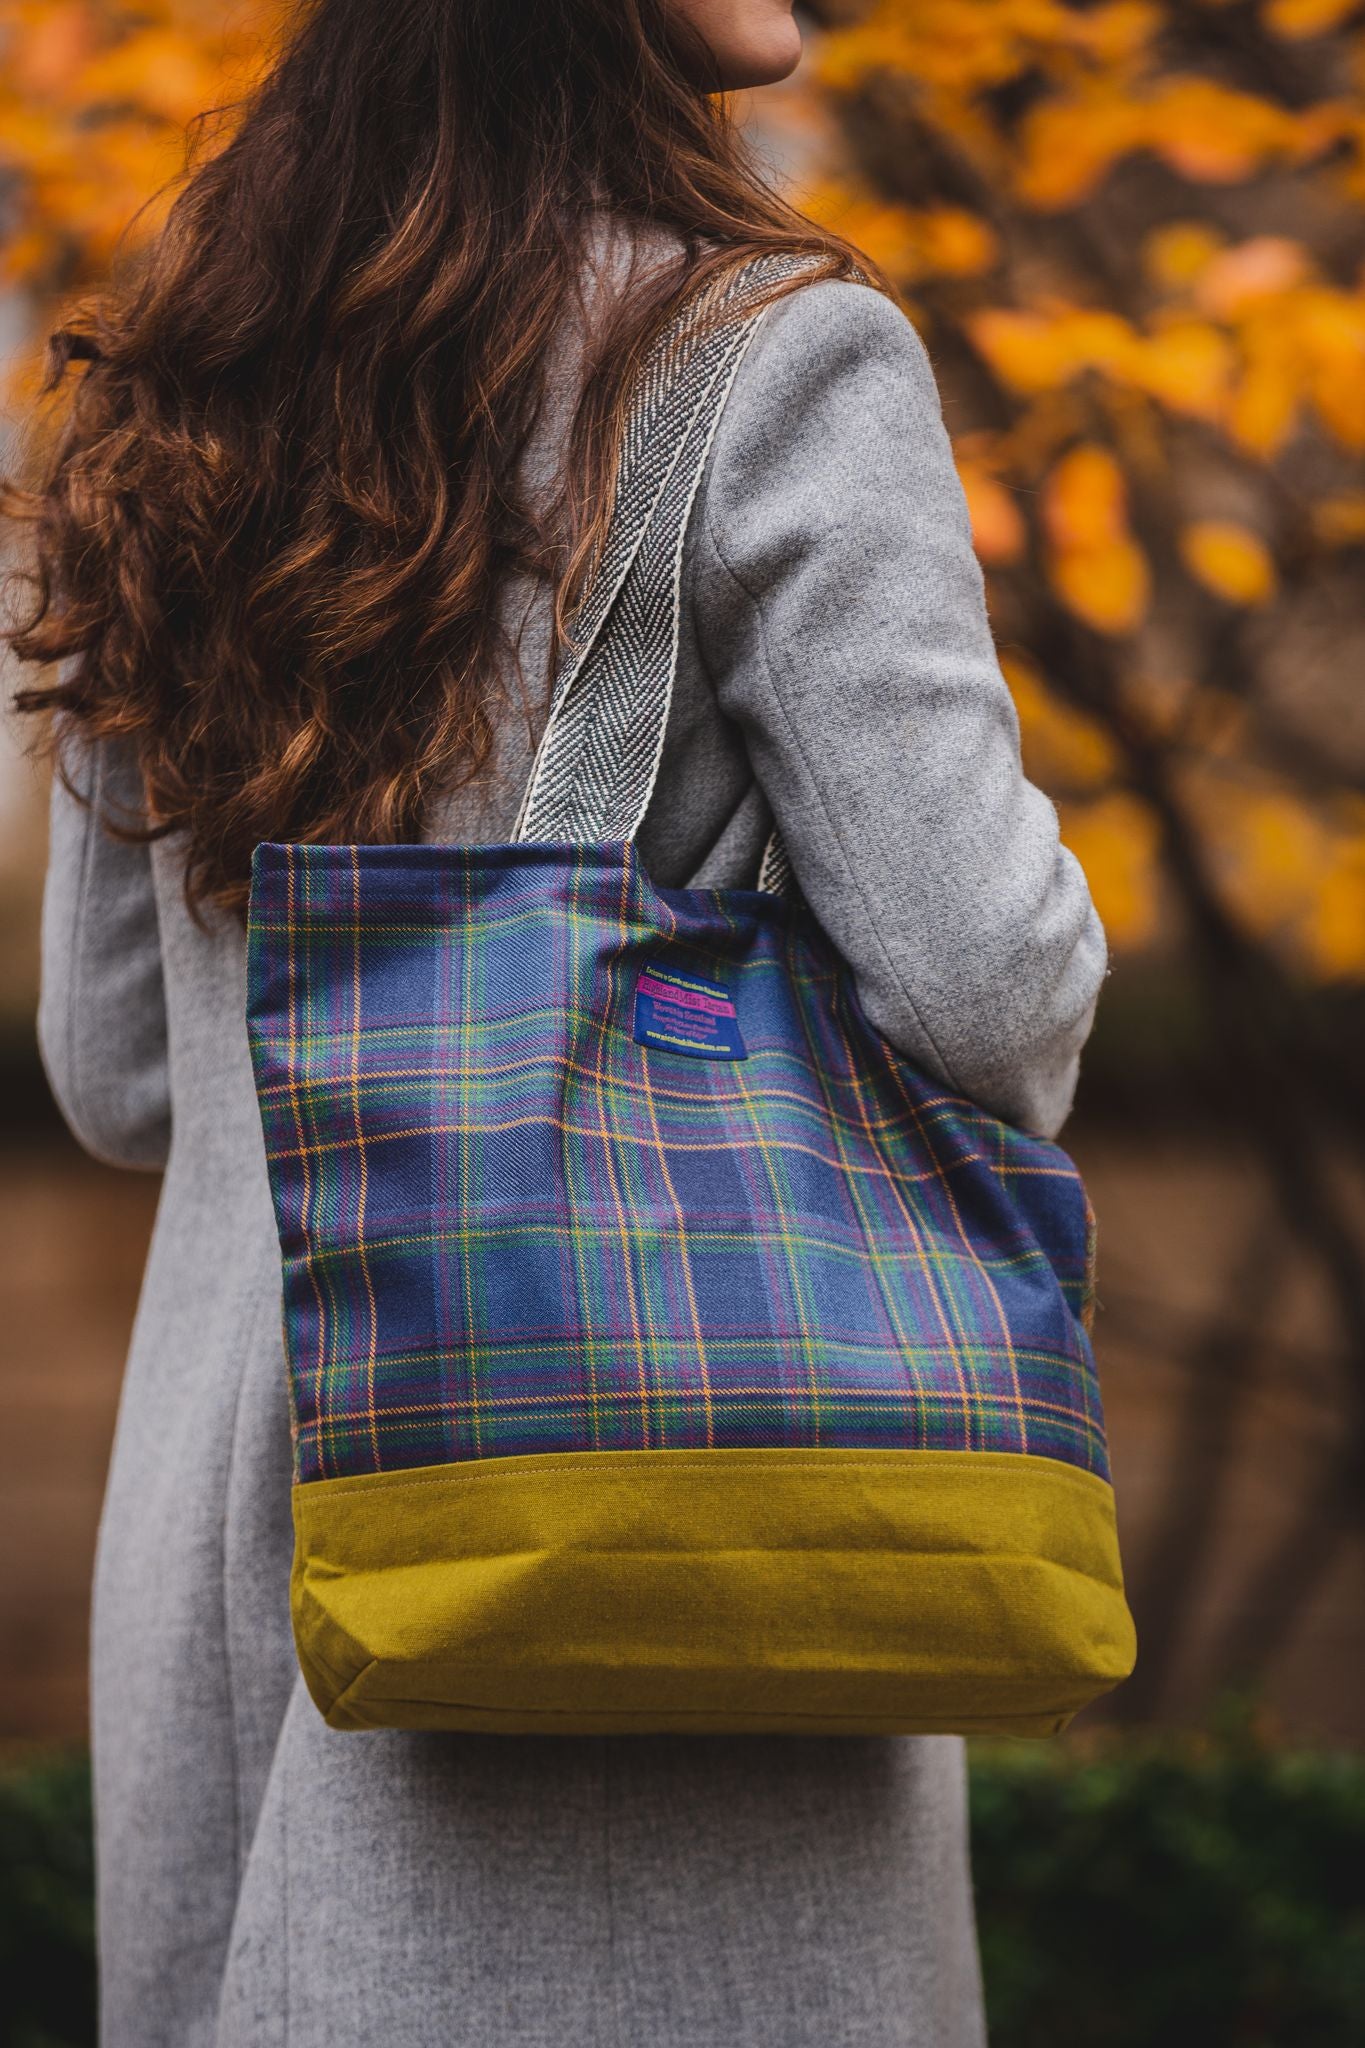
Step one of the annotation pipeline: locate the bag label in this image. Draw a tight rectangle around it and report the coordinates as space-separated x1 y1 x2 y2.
633 963 747 1061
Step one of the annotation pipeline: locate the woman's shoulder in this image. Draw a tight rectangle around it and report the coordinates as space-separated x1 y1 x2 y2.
700 275 954 526
743 276 938 403
712 276 948 479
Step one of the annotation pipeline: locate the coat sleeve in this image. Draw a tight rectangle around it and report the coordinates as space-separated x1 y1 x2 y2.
687 280 1107 1139
37 729 172 1170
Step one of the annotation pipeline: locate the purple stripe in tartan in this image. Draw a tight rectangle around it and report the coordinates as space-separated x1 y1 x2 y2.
246 842 1111 1487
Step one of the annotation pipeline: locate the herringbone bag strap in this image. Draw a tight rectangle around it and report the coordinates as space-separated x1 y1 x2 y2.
515 251 814 869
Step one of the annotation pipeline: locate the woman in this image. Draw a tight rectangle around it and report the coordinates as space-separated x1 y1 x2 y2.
9 1 1105 2042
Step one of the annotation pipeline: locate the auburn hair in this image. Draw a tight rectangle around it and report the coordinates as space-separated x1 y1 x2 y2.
5 0 866 914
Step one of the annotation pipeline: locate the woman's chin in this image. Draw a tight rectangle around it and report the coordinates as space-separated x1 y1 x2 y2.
735 26 803 88
721 28 804 91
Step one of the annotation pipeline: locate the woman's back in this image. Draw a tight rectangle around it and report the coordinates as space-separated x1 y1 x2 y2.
35 264 1097 2045
15 5 1103 2040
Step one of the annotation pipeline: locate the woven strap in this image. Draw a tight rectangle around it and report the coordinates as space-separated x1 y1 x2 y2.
515 252 813 865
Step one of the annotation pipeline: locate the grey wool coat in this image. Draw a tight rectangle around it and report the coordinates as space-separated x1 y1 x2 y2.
39 274 1105 2048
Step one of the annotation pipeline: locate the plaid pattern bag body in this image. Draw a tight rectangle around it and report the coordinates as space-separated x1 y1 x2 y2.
247 260 1135 1736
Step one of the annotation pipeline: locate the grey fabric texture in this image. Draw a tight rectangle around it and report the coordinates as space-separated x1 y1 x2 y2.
518 251 812 852
33 268 1109 2047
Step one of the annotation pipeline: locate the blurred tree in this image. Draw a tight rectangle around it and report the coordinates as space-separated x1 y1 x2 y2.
800 0 1365 973
2 0 1364 1718
798 0 1365 1715
0 1 279 331
4 0 1360 966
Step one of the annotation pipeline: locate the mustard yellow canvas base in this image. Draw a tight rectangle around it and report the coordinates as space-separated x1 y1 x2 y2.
291 1447 1136 1737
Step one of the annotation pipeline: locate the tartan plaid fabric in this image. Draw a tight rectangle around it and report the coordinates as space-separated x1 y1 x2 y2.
247 839 1109 1488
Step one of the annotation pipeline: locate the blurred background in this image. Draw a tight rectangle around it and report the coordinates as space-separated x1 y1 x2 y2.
1 2 1363 2042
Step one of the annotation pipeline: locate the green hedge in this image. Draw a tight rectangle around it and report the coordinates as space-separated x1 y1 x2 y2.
0 1753 94 2048
3 1733 1363 2047
970 1731 1365 2046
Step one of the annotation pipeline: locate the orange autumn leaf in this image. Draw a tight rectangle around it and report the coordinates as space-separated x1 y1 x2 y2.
1229 332 1302 456
1131 320 1234 420
1312 494 1365 545
969 305 1140 393
1015 75 1332 202
1195 237 1311 318
1265 0 1362 38
1073 1 1162 66
1003 656 1119 791
802 188 925 279
77 29 226 128
1050 536 1152 636
914 206 1000 278
1180 523 1278 606
1304 832 1365 980
806 192 1001 283
1059 793 1162 949
1016 94 1144 210
969 309 1073 393
1044 446 1151 636
0 104 66 174
957 461 1027 565
1043 444 1131 551
1145 78 1308 183
8 2 98 99
1060 309 1147 374
1298 290 1365 450
1205 789 1331 939
818 1 1113 101
1143 221 1226 291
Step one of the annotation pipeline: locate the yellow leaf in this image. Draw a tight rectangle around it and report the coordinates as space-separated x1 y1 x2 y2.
1016 94 1143 209
9 2 97 100
915 206 999 278
1316 374 1365 451
1230 333 1301 456
1132 320 1234 420
1043 446 1150 635
803 190 925 279
970 310 1072 393
1298 290 1365 449
1047 442 1154 618
1180 522 1278 606
1144 221 1226 292
1147 78 1303 183
0 105 68 173
1062 310 1144 376
1050 535 1152 635
1059 793 1162 950
79 30 225 128
1304 835 1365 980
1265 0 1361 38
1196 237 1312 318
1003 655 1118 791
812 193 1003 283
970 306 1141 394
1043 445 1130 550
1312 494 1365 545
0 220 54 288
1075 2 1162 64
1207 789 1330 939
957 461 1027 565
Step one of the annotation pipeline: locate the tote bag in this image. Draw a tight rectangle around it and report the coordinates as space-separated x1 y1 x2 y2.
246 255 1136 1736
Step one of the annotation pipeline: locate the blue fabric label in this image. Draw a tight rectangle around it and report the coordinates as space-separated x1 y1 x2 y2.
633 963 747 1061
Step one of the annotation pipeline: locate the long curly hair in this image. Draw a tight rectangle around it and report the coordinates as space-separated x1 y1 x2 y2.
5 0 863 914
